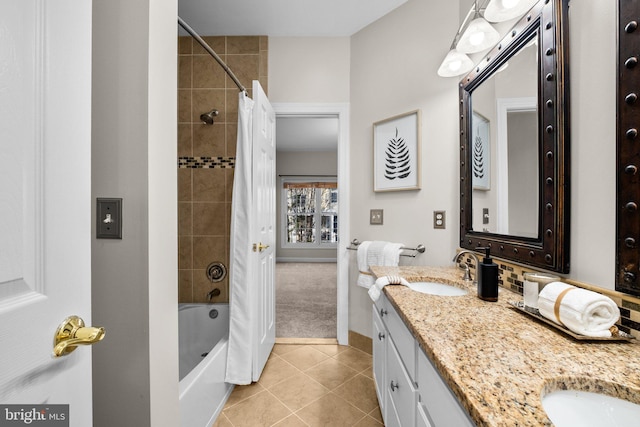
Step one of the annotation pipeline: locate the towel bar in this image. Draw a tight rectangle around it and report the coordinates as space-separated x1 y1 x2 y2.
346 238 426 258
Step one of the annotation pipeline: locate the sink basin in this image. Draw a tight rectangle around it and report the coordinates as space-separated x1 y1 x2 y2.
407 282 467 296
542 390 640 427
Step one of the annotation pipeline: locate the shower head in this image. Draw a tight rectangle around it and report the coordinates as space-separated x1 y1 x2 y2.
200 109 219 125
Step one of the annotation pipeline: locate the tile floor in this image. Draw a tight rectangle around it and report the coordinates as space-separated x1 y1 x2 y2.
214 344 382 426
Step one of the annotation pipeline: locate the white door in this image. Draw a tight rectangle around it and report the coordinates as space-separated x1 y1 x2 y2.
0 1 96 425
251 81 276 381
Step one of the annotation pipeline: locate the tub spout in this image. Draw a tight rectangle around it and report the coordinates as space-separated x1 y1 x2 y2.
207 288 221 300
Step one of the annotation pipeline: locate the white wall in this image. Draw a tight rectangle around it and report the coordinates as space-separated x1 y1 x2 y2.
349 0 461 337
269 37 350 103
268 0 620 340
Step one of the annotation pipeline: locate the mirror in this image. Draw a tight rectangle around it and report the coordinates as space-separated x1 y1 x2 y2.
459 0 570 273
470 32 539 237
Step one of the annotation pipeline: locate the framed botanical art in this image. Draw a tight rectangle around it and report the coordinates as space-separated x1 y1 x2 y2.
472 111 490 191
373 110 421 192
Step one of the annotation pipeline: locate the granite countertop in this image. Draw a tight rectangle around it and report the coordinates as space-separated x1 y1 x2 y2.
370 266 640 427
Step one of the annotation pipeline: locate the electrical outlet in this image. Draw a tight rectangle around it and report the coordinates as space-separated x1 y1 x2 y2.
96 198 122 239
433 211 446 229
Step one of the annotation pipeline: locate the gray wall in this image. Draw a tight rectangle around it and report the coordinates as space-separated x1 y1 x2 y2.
92 0 178 425
276 150 338 261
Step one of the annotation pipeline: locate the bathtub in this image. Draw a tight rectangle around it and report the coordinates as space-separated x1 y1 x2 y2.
179 303 234 427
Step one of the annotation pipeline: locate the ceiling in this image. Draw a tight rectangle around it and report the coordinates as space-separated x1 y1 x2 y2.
178 0 408 37
276 117 338 152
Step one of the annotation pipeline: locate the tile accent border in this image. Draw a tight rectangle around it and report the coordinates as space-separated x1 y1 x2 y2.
178 156 235 169
459 253 640 338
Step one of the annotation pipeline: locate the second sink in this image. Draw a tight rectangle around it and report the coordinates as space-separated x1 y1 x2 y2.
407 281 467 296
542 389 640 427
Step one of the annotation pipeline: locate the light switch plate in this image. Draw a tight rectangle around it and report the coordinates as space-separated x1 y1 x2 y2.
370 209 383 225
434 210 446 229
97 198 122 239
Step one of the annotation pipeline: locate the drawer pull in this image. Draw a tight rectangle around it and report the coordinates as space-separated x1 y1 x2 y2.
380 308 388 317
390 380 399 392
378 332 385 341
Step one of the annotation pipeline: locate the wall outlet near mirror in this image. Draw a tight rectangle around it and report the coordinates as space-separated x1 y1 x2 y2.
434 211 446 229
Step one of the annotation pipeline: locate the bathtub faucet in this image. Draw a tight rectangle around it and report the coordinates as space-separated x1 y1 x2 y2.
207 288 221 300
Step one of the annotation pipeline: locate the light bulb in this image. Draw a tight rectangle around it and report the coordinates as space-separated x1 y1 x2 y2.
448 60 462 72
469 32 485 46
456 17 500 54
437 49 474 77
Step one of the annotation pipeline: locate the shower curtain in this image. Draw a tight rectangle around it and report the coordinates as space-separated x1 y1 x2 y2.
225 92 254 385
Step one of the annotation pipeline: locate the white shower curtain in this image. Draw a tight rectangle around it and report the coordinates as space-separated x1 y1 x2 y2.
225 92 254 385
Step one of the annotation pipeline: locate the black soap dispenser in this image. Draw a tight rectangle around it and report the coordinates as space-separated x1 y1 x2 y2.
478 247 499 302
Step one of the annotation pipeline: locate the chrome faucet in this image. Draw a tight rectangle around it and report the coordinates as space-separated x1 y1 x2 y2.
452 250 480 282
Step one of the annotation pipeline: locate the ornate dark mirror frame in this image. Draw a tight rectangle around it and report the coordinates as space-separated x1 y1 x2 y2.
616 0 640 296
459 0 570 273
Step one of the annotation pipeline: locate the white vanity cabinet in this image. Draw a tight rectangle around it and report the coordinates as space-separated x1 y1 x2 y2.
373 293 474 427
416 348 474 427
373 294 416 427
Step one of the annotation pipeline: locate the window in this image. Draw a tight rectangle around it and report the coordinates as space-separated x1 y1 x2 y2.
282 179 338 248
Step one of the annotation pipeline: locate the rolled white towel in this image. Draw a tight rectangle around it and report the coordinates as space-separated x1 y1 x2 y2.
368 275 410 302
538 281 620 337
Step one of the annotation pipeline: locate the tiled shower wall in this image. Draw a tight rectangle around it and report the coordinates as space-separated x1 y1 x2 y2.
178 36 268 303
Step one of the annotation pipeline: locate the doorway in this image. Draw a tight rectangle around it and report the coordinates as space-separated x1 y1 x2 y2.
272 104 350 344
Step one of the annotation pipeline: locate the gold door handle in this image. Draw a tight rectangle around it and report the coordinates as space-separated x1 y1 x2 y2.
252 242 270 252
53 315 105 357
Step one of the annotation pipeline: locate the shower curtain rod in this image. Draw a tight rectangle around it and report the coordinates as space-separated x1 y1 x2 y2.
178 16 247 94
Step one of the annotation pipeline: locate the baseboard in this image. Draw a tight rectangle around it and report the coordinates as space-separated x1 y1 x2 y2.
348 330 372 355
275 337 339 345
276 258 337 263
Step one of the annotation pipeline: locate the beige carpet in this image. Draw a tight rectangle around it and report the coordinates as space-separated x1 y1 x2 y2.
276 262 337 338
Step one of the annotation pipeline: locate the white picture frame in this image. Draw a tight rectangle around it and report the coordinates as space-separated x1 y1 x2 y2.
373 110 421 192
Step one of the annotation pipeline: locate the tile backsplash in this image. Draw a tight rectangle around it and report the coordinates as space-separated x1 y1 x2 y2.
459 253 640 338
178 35 268 304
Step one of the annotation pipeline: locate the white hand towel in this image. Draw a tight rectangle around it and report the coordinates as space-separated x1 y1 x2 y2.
356 241 404 289
538 281 620 337
369 275 411 301
356 241 374 288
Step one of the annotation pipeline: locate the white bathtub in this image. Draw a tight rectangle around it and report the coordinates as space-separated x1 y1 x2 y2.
179 303 234 427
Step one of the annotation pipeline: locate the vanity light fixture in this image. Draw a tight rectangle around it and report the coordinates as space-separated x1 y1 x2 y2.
437 41 474 77
456 0 500 54
484 0 539 23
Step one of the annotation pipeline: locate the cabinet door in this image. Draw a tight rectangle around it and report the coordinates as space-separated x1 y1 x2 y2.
372 306 387 418
417 349 474 427
416 402 434 427
387 336 416 427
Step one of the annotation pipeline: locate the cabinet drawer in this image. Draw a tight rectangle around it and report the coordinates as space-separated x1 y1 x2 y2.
417 348 474 427
387 335 416 427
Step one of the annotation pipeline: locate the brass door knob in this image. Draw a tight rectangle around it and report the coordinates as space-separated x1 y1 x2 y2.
252 242 270 252
53 315 105 357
